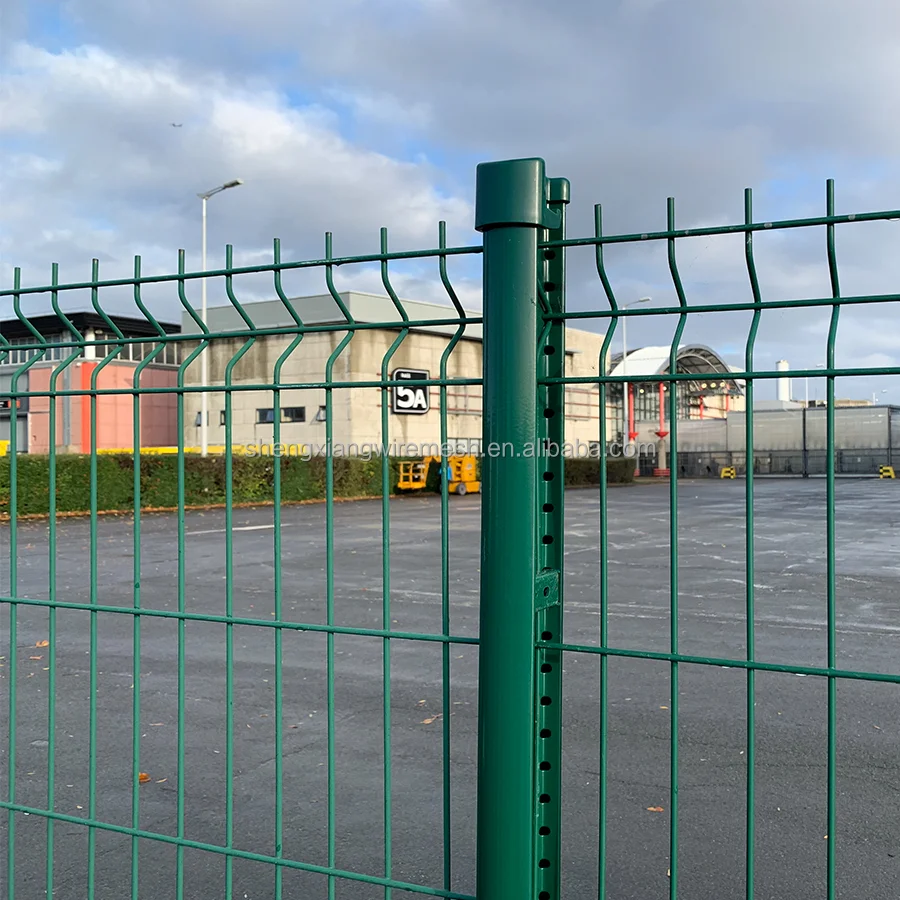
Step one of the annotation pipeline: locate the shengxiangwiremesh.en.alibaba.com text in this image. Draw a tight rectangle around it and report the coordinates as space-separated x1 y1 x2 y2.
242 440 658 462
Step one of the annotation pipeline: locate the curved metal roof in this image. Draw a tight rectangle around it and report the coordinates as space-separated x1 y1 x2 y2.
608 344 744 393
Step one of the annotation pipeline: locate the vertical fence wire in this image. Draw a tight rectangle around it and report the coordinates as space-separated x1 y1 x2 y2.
271 238 304 900
324 230 356 900
824 180 841 900
665 198 689 899
743 188 762 900
593 202 618 900
379 226 411 900
437 220 466 894
45 264 82 899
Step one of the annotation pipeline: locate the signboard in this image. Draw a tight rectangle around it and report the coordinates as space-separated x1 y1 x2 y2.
390 369 430 415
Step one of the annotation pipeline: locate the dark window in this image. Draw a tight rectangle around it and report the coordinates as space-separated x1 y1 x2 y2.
257 408 275 424
281 407 305 423
194 412 209 426
219 411 227 425
314 405 327 422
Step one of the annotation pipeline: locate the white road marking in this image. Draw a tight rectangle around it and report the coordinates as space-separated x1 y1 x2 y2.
186 524 276 536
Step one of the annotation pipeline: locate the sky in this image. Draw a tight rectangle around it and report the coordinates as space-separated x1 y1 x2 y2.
1 0 899 403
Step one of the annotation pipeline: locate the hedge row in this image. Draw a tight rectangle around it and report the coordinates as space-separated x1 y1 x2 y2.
0 454 633 517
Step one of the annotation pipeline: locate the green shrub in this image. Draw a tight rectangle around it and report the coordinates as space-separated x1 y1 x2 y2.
562 457 635 486
0 450 633 518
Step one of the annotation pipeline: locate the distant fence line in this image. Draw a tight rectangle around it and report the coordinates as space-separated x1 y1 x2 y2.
629 405 898 477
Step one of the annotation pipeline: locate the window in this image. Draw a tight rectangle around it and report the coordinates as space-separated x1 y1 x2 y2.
195 412 209 426
446 384 482 415
220 411 227 426
314 405 327 422
165 342 182 366
257 408 275 424
281 407 305 423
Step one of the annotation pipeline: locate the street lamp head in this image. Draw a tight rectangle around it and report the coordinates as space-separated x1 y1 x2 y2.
198 178 244 200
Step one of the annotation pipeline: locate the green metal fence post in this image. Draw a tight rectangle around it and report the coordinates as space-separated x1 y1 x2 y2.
535 176 569 900
475 157 561 900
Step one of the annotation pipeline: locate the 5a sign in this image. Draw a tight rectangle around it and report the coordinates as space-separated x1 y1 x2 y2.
390 369 430 415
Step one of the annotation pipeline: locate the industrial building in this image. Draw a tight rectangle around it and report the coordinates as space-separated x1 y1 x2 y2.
0 312 181 452
666 358 899 476
10 298 889 477
180 292 746 461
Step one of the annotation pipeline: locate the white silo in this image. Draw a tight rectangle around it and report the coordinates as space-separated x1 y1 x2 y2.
776 359 791 402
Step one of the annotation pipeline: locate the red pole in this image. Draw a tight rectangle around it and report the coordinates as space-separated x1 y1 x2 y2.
654 382 669 475
627 384 637 441
658 382 666 435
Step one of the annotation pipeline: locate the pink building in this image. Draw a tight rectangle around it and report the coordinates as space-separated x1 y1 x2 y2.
1 313 181 453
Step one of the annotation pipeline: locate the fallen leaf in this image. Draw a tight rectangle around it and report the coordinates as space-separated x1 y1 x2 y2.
156 778 168 784
647 806 664 812
150 723 164 727
138 772 151 784
421 714 443 725
659 706 668 710
35 641 49 648
29 656 43 661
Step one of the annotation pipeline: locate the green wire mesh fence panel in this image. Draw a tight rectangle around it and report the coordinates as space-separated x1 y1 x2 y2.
523 162 898 900
0 227 485 899
3 156 900 900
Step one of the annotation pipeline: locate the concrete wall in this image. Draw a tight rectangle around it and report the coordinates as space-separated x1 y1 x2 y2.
15 361 177 453
671 406 894 453
182 324 608 453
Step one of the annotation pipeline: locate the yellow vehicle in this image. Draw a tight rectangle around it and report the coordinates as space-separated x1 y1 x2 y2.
397 455 481 496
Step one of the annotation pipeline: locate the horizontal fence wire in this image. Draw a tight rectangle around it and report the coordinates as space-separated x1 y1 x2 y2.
1 226 482 900
547 182 900 900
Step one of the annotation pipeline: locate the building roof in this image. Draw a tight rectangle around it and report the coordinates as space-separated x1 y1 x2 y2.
190 291 480 340
608 344 744 394
1 311 180 341
192 291 605 351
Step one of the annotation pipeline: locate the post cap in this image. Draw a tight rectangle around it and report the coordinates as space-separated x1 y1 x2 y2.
549 177 570 204
475 158 561 232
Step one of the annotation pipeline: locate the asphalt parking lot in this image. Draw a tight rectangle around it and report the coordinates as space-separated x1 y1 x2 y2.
1 477 898 899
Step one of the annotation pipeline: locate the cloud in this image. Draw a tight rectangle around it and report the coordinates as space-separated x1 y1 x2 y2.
0 41 474 323
2 0 900 402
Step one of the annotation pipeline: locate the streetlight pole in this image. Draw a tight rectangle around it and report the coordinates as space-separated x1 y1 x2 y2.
198 179 243 456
